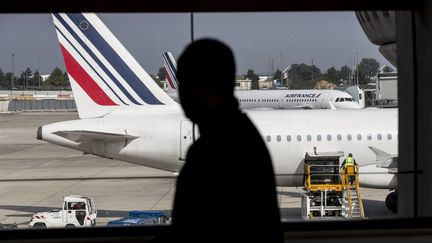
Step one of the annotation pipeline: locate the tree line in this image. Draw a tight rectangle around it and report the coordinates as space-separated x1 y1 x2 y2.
0 67 70 90
243 58 394 90
0 57 393 91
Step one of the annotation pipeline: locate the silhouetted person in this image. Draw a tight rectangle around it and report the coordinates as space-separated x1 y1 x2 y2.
171 39 283 243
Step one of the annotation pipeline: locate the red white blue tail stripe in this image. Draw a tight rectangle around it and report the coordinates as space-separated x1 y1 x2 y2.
162 52 178 90
52 13 175 118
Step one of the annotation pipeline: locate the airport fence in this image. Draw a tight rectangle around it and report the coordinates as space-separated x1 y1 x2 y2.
0 100 77 112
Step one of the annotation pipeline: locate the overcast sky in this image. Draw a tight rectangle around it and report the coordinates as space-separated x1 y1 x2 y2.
0 12 393 76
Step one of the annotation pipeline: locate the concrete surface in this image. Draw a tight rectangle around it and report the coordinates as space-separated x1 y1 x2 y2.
0 112 395 228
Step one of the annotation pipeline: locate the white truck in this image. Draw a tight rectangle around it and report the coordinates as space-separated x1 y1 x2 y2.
29 195 97 228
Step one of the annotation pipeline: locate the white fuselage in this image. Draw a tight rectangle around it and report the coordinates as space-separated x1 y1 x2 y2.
40 107 397 189
236 89 360 110
167 89 360 110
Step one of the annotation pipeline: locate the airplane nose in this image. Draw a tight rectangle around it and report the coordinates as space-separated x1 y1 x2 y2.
36 126 42 140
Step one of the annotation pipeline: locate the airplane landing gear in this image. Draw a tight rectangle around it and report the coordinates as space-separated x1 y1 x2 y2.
385 191 397 213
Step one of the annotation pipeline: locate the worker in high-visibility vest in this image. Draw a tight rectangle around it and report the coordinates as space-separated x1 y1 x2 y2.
340 153 357 184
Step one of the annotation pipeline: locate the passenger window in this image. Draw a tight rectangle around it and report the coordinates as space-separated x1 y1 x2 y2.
287 135 291 142
307 135 312 141
337 134 342 141
367 134 372 140
347 134 352 141
357 134 362 140
327 134 332 141
266 135 271 142
377 134 382 140
297 135 302 142
387 133 392 140
317 135 322 141
277 135 281 142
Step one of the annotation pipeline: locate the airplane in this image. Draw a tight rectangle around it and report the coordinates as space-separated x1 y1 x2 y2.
162 51 361 110
38 13 398 212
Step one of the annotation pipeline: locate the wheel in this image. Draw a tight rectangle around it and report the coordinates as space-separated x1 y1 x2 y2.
33 223 46 228
65 224 76 228
385 191 398 213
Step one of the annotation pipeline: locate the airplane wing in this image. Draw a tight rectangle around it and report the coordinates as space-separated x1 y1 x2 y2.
53 130 138 143
368 146 398 171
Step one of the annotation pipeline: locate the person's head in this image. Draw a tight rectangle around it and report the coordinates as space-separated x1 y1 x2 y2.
177 38 237 123
348 153 353 157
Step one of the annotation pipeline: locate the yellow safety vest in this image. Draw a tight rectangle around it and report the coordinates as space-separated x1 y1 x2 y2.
346 157 354 166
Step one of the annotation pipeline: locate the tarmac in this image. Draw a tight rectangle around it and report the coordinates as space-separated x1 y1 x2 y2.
0 112 395 228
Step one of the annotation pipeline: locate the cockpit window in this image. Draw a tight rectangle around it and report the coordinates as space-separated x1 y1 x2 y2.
335 98 340 102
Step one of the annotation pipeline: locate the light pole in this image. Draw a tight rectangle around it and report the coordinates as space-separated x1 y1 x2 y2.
11 53 15 97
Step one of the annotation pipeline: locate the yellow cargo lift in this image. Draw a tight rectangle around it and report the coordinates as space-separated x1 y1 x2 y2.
302 151 365 219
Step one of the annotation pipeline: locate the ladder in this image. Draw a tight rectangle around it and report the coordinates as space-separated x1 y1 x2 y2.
341 166 365 219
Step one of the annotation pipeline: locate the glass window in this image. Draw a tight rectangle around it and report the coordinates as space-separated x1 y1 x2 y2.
357 134 362 140
387 133 392 140
335 98 340 102
2 11 403 230
377 134 382 140
367 134 372 140
68 202 86 210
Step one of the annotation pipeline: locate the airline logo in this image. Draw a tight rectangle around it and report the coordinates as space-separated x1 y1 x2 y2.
162 52 178 90
52 13 164 106
285 93 321 98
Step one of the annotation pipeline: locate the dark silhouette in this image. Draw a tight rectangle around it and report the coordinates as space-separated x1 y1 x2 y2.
171 39 283 242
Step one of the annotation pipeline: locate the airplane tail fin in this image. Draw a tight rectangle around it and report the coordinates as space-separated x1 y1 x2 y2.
52 13 176 119
162 51 178 91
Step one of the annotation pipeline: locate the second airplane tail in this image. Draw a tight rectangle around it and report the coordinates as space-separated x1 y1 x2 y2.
162 51 178 91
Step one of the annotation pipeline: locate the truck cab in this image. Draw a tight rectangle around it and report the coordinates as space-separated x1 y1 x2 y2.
29 195 96 228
